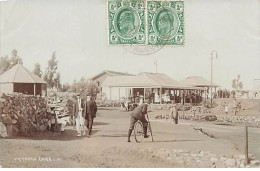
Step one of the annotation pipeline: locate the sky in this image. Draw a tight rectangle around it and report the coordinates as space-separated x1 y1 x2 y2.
0 0 259 90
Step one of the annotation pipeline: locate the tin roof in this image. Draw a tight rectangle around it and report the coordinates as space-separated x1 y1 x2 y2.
0 64 46 84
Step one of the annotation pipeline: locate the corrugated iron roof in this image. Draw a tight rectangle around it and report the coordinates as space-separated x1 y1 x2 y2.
102 72 180 88
0 64 46 84
180 76 219 87
91 70 135 80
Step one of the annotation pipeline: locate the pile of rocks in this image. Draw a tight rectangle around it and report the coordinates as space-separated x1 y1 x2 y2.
146 148 259 168
155 113 260 127
0 93 50 137
96 101 121 107
216 115 260 125
150 103 188 110
110 146 259 168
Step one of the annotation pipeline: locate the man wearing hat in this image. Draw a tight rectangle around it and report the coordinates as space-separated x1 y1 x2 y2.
73 93 85 137
127 100 150 142
83 93 97 137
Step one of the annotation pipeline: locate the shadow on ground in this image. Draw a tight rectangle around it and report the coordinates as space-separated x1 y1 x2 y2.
150 139 204 143
94 121 109 126
6 129 100 141
97 107 118 111
96 134 127 138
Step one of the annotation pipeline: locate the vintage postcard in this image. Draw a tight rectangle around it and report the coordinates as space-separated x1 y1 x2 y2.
0 0 259 169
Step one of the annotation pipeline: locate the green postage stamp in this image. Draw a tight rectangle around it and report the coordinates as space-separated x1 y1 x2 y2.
108 0 146 45
108 0 184 45
147 0 184 45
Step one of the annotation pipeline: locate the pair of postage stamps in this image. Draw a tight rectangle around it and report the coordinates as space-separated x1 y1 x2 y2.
108 0 184 45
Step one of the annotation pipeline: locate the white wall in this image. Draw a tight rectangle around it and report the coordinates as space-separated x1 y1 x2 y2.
101 86 128 100
0 83 13 95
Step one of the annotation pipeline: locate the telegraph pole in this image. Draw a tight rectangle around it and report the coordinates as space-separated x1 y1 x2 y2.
211 50 218 104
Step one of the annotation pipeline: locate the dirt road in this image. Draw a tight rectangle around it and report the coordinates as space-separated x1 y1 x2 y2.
0 108 245 168
181 120 260 159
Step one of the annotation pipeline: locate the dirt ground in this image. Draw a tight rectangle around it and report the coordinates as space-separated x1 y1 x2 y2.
0 107 259 168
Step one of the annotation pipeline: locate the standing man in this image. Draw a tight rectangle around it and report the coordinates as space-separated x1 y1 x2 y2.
84 94 97 137
127 101 150 142
73 93 85 137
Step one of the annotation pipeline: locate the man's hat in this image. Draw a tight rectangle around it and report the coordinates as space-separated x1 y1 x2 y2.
86 94 91 97
85 90 91 96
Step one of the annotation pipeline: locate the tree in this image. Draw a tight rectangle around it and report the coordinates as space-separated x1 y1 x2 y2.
60 83 71 92
0 55 9 75
44 52 59 88
70 79 77 92
69 79 100 98
85 80 100 97
0 49 23 75
54 72 61 90
232 74 243 90
10 49 23 67
33 63 42 77
238 82 243 90
80 77 86 82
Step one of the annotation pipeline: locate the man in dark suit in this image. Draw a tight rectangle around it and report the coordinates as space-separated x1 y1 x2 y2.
127 102 149 142
73 94 85 137
83 95 97 137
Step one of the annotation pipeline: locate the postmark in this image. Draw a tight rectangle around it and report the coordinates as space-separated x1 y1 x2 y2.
147 0 184 45
108 0 146 45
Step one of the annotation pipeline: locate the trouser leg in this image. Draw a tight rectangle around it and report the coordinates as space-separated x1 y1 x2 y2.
175 111 178 124
128 116 137 142
72 116 76 129
143 125 148 137
76 115 81 134
80 116 85 135
142 120 149 138
88 116 93 136
127 129 132 142
86 119 89 129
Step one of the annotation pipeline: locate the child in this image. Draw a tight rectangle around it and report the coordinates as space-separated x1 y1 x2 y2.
224 102 229 114
50 107 57 131
170 106 178 124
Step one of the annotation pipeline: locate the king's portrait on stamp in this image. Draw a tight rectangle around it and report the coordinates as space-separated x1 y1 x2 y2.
108 0 146 45
147 0 184 45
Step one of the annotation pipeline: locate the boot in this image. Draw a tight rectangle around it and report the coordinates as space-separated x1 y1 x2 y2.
143 126 150 138
127 129 132 142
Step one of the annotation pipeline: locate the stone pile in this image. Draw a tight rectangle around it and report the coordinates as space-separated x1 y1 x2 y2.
96 101 121 107
0 121 7 138
216 115 260 125
150 103 188 110
145 148 259 168
155 113 260 127
109 146 259 168
0 93 49 137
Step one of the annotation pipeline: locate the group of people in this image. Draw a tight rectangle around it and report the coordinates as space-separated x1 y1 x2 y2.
223 98 241 115
216 89 232 98
0 92 158 142
72 93 97 137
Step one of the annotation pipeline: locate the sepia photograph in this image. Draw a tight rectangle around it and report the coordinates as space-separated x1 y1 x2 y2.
0 0 259 169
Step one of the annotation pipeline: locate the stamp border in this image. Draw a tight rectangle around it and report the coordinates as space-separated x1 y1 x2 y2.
147 0 185 46
107 0 147 45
